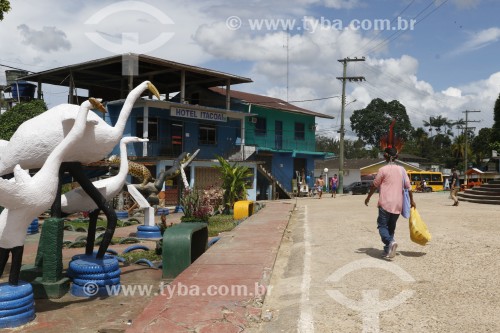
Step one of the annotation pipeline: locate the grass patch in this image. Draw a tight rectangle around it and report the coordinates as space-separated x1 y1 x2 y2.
207 214 238 237
121 250 161 264
64 218 107 230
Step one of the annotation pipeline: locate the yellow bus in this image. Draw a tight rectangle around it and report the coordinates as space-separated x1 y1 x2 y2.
406 171 444 192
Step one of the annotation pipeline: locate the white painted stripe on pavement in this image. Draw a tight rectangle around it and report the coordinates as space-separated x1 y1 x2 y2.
298 205 314 333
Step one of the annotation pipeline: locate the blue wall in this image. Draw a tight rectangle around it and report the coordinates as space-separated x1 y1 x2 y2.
106 104 242 160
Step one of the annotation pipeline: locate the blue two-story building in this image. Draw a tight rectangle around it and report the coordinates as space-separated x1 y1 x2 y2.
23 53 333 204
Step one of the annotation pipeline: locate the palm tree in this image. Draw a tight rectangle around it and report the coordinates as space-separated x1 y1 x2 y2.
423 116 453 138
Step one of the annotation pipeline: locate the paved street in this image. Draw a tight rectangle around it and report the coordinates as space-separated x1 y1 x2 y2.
249 192 500 333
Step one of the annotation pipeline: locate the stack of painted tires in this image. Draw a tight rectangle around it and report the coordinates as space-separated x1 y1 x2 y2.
136 225 162 238
26 219 39 235
0 281 36 328
67 255 121 297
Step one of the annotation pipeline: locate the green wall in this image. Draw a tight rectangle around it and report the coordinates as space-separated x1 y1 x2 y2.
245 105 316 151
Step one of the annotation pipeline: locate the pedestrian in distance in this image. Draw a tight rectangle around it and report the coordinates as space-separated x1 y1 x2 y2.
450 167 460 206
364 120 416 259
315 175 325 199
330 174 338 198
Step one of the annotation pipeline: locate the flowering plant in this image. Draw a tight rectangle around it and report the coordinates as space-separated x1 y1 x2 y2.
180 186 224 222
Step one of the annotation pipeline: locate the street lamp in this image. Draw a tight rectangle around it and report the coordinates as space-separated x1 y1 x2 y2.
324 168 329 193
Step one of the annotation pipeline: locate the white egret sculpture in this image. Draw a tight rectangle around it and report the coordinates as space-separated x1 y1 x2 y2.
0 81 160 176
0 98 105 285
60 136 148 255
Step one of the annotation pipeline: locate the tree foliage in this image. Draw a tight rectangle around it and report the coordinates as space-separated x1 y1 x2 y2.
491 93 500 143
315 135 376 159
0 0 10 21
0 99 47 140
350 98 413 147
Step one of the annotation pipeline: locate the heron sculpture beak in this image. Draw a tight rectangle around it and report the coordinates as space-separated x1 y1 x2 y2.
89 97 107 114
147 82 161 100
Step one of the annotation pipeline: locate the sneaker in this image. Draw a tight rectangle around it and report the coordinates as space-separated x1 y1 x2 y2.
381 251 390 259
388 241 398 258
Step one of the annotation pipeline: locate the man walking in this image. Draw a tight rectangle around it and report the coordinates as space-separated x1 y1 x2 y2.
450 167 460 206
365 147 416 259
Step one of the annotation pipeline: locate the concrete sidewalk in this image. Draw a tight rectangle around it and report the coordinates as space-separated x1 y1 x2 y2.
127 201 294 332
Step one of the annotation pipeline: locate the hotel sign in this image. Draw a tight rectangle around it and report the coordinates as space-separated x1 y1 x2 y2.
171 106 227 122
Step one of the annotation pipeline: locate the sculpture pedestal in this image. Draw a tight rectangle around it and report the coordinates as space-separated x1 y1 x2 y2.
136 225 162 239
19 218 70 299
67 256 121 298
0 281 36 329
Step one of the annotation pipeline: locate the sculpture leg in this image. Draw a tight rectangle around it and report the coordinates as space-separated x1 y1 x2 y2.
9 246 24 285
85 209 100 256
0 248 9 278
66 163 117 259
50 164 65 218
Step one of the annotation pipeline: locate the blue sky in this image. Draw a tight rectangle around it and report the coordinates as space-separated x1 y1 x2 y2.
1 0 499 139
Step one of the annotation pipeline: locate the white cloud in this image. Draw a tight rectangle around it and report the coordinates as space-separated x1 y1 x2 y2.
17 25 71 53
0 0 498 140
450 27 500 56
442 87 462 97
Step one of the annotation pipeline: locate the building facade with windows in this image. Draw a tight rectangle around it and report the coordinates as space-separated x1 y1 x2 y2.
22 53 333 203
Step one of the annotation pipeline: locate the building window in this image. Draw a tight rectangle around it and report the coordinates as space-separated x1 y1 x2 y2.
295 122 305 140
136 117 158 141
199 124 217 145
255 117 266 136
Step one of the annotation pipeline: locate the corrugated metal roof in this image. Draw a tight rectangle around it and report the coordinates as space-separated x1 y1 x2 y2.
21 53 253 101
209 87 334 119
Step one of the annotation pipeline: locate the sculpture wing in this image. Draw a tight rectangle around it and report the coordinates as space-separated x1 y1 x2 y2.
13 165 32 184
0 177 26 208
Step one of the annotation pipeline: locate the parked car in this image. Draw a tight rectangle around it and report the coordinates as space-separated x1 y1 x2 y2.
343 181 374 195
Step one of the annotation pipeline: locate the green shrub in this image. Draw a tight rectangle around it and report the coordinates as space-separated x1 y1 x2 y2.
0 99 47 140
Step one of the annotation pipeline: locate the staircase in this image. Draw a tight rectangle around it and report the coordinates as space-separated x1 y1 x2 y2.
257 165 293 200
458 180 500 205
227 146 256 161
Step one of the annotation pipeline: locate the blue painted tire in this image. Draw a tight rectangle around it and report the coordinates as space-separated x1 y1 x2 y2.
115 256 126 263
72 277 120 287
137 225 160 232
156 208 169 215
137 231 162 239
0 282 33 302
115 211 129 219
71 253 115 261
0 308 35 329
68 257 120 275
122 244 150 254
72 269 121 281
133 259 155 268
0 302 35 318
0 294 33 310
70 283 120 298
208 237 221 247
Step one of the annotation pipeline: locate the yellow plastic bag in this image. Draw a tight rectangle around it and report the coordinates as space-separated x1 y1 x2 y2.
408 207 431 245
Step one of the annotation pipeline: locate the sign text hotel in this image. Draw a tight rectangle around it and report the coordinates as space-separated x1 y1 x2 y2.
171 106 227 122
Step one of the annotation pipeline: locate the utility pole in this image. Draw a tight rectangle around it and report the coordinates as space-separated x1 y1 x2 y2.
462 110 480 185
336 57 365 194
